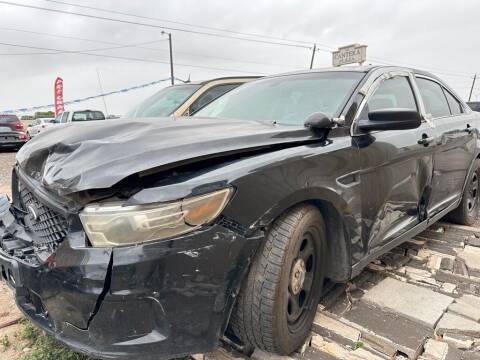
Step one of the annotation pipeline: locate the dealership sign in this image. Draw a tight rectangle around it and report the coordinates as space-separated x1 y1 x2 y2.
332 44 367 67
54 77 65 116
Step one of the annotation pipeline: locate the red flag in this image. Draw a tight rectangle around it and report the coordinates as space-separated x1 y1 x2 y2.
54 77 65 116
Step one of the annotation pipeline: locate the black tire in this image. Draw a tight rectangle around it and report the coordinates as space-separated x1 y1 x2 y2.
230 204 327 355
447 159 480 225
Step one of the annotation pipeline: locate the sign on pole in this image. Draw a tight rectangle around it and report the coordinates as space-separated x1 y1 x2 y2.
54 77 65 116
332 44 367 67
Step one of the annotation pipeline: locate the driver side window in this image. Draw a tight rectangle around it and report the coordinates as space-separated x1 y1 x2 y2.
360 76 418 119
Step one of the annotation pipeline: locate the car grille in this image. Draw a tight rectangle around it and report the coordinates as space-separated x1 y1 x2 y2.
18 182 68 246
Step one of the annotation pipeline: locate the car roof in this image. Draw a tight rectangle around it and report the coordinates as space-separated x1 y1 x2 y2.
260 65 441 82
176 76 261 86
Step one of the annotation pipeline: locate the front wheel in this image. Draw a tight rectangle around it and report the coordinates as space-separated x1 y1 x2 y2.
230 204 327 355
446 159 480 225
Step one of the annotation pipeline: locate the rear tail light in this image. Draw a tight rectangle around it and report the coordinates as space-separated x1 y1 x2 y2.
14 122 24 131
18 133 27 140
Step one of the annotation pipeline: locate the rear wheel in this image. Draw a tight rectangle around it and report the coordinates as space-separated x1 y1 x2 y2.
230 204 326 355
446 159 480 225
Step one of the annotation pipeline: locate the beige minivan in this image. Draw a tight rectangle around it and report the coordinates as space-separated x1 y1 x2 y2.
126 76 259 118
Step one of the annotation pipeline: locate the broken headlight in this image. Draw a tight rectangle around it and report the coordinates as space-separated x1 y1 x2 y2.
79 188 233 247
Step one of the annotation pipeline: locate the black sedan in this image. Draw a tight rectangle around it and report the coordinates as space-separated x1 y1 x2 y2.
0 66 479 359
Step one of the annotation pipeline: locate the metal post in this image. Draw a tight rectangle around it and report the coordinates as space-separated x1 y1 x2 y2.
469 74 477 102
168 33 174 85
310 44 317 69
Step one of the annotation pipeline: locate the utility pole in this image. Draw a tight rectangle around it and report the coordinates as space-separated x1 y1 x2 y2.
310 44 317 69
96 68 109 117
162 31 174 85
469 74 477 102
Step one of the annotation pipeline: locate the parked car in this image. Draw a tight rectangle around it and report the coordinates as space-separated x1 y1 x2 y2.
53 110 106 125
467 101 480 112
1 66 479 359
126 76 259 118
0 114 27 150
26 118 55 139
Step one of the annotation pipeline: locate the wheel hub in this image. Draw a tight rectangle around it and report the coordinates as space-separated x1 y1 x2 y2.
290 258 306 295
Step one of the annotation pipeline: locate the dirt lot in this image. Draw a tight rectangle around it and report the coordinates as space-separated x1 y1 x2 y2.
1 150 480 360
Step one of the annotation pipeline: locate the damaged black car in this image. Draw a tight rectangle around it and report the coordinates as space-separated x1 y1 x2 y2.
1 66 479 359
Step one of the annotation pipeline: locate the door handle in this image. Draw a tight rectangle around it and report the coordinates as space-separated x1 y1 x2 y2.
418 134 435 146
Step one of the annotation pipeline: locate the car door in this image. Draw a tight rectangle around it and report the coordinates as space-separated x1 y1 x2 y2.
415 76 476 215
354 72 435 252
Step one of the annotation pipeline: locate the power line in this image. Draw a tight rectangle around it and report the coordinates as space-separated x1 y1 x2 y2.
0 38 171 56
36 0 478 77
0 26 297 68
42 0 336 51
0 41 264 74
1 1 475 79
0 25 168 46
0 1 316 50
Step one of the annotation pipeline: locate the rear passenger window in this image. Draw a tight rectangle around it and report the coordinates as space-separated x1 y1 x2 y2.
416 78 451 118
360 76 417 119
444 90 463 115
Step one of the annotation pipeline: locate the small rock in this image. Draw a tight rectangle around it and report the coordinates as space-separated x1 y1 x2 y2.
440 258 454 272
454 258 469 277
436 313 480 337
456 294 480 309
443 333 474 350
448 298 480 322
310 334 326 349
422 339 449 359
467 236 480 247
313 312 361 346
428 255 443 270
441 283 457 294
458 246 480 273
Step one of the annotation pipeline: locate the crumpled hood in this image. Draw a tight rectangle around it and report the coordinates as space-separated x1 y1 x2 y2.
16 117 318 195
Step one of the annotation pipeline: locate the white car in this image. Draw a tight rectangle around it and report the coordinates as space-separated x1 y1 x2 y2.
26 118 55 138
53 110 106 126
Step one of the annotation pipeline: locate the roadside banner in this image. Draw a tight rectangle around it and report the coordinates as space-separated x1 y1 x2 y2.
54 77 65 116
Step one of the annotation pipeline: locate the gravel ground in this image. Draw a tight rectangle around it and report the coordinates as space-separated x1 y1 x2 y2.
0 150 16 196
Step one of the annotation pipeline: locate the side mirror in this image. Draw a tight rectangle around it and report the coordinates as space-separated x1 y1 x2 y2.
304 112 334 131
357 108 422 132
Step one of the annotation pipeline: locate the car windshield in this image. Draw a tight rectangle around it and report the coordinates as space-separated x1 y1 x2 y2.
72 111 105 121
126 84 202 117
195 72 363 125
